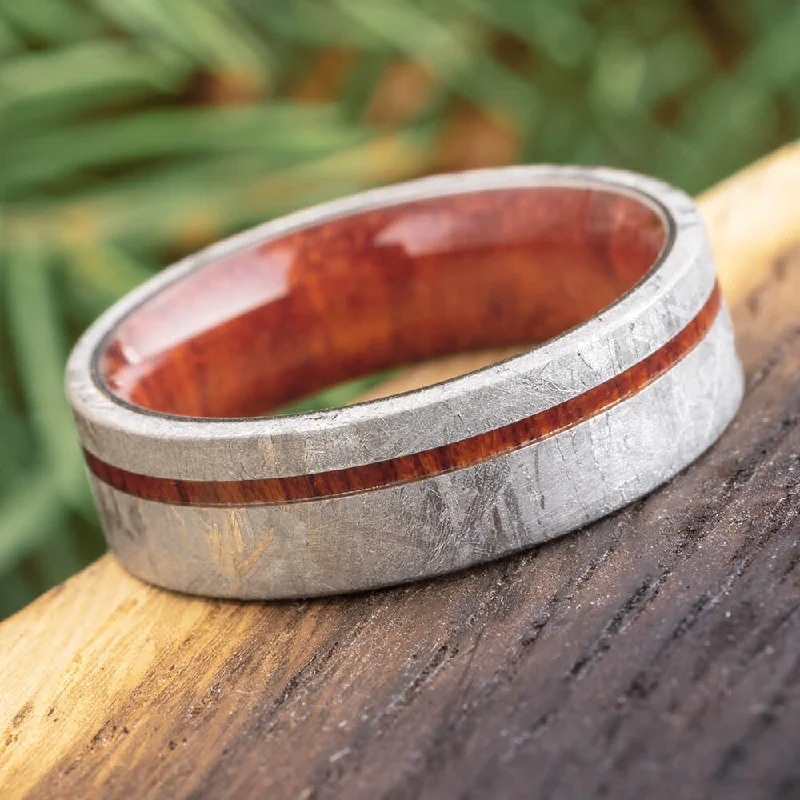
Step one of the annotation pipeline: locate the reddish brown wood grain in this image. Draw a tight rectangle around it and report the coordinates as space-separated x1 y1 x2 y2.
99 187 665 418
85 284 721 506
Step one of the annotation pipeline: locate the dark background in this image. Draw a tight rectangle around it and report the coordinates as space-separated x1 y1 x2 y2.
1 0 799 617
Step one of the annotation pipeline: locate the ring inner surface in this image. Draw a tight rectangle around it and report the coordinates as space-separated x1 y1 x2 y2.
98 186 667 419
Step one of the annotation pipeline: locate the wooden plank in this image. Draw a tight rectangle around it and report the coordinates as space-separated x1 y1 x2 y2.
1 147 799 800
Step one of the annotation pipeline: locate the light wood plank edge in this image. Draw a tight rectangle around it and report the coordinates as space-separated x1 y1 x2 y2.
699 141 800 301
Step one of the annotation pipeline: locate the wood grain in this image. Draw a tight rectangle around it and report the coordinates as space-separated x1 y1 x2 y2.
1 146 799 800
85 284 721 506
100 186 664 417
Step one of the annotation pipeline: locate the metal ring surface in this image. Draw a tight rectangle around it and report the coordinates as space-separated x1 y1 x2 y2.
67 166 744 598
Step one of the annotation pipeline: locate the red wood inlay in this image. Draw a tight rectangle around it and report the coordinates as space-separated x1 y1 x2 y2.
99 187 666 418
85 284 721 507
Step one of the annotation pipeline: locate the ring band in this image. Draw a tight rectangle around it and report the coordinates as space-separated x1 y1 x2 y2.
67 167 744 598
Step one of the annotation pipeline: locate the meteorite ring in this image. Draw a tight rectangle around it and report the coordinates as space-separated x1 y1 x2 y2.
67 166 743 599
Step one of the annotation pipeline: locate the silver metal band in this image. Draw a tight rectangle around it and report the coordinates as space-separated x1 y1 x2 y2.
67 166 743 599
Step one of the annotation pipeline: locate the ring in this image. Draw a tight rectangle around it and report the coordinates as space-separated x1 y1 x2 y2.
67 166 744 599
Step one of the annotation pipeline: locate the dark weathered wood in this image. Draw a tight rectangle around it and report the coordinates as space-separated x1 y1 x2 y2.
1 147 799 800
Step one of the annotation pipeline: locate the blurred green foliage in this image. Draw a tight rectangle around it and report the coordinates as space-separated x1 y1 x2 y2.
1 0 798 618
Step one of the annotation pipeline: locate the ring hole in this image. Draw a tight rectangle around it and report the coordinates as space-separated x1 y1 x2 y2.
98 185 667 418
